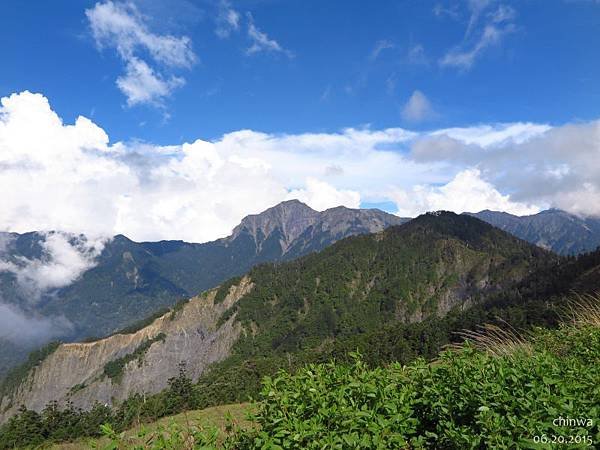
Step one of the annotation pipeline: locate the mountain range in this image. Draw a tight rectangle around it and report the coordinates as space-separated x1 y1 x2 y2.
0 212 560 420
1 202 600 380
2 202 600 425
468 209 600 255
0 201 406 375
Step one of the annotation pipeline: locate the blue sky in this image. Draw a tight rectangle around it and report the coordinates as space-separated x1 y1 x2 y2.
1 0 599 144
0 0 599 242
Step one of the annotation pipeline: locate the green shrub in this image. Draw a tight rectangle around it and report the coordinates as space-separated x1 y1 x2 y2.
234 325 599 449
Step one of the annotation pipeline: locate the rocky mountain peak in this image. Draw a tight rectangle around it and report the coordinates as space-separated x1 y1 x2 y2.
228 200 320 247
467 208 600 255
227 200 407 254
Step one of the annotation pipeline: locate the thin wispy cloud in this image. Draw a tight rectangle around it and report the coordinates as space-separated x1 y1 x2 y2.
320 85 332 102
489 4 516 23
464 0 493 39
438 2 516 70
246 12 294 57
433 2 460 20
370 39 395 61
215 0 240 38
86 1 196 106
407 43 428 65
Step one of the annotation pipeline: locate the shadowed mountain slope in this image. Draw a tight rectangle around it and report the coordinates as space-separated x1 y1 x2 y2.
468 209 600 255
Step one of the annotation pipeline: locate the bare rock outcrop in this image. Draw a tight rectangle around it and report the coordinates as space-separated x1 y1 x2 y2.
0 277 253 423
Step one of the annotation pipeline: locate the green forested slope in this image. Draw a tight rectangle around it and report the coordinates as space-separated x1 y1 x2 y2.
222 211 552 359
4 213 600 448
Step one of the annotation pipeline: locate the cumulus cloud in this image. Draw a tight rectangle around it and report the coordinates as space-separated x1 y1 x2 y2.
86 1 196 105
390 169 540 217
246 13 293 57
2 90 600 245
0 232 106 300
0 91 378 243
401 90 436 122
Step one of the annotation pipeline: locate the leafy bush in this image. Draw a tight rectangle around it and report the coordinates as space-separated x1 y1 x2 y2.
236 325 599 449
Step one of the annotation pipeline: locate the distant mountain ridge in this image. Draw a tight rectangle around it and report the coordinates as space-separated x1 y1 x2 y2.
0 212 556 421
467 209 600 255
0 201 406 374
3 203 600 377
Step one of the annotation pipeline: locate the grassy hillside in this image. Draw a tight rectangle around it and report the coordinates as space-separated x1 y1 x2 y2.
190 212 557 407
49 403 255 450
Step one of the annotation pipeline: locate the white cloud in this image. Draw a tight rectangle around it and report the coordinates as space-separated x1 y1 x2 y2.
0 231 104 343
0 302 72 344
86 1 195 67
0 232 106 300
408 120 600 216
86 1 196 105
286 178 361 212
390 169 540 217
0 91 375 243
401 90 435 122
215 0 240 38
2 90 600 246
439 2 516 70
246 13 293 57
116 58 185 106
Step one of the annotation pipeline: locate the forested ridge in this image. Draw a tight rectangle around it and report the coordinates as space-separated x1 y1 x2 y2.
1 213 599 448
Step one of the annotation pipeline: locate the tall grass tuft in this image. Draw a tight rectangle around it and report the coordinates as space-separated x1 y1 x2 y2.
564 292 600 327
450 319 532 357
451 293 600 358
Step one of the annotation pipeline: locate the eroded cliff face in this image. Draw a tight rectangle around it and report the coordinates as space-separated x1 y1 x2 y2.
0 277 253 423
